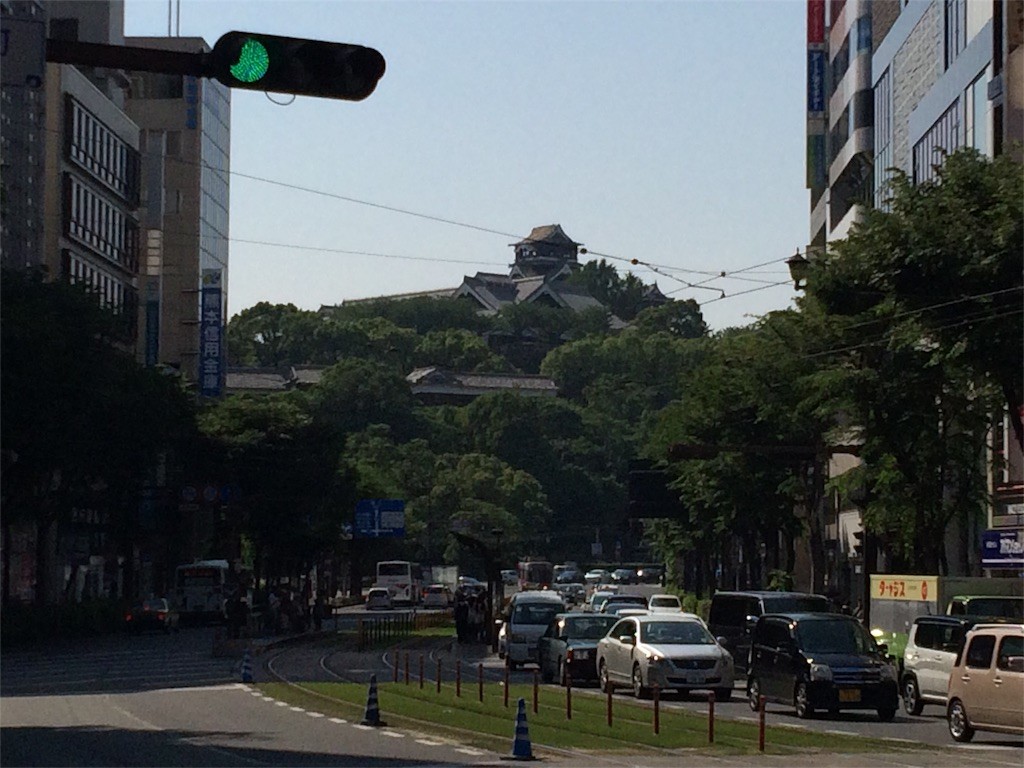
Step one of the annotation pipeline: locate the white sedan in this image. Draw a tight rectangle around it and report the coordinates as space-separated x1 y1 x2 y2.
596 614 734 700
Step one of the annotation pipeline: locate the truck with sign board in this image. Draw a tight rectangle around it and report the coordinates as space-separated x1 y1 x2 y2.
870 575 1023 668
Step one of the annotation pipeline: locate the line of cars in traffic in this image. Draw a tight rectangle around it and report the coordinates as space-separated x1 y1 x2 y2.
495 586 1023 743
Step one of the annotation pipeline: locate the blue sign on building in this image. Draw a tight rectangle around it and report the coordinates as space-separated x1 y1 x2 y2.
807 49 826 115
981 528 1024 568
354 499 405 538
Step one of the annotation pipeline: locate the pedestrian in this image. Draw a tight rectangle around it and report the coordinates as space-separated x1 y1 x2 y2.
468 593 484 642
454 592 469 642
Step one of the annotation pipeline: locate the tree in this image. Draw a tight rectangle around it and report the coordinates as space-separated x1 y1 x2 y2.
2 269 195 604
413 328 512 372
226 302 322 367
809 149 1023 448
633 299 709 339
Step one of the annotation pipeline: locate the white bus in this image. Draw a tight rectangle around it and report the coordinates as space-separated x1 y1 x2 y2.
375 560 422 605
175 560 231 621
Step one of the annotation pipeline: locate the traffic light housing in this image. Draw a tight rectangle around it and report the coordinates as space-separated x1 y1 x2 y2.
209 32 385 101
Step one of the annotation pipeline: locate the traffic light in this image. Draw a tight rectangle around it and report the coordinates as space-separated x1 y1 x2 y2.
209 31 385 101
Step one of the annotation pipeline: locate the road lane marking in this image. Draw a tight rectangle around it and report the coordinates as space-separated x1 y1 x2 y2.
274 701 288 707
289 706 305 712
416 739 443 746
305 712 324 718
456 748 485 755
329 717 347 724
380 731 403 738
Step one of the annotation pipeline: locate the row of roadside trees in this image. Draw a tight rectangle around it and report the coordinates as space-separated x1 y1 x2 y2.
2 149 1019 614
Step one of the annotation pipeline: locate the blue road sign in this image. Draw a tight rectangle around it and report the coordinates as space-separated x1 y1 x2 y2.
354 499 405 538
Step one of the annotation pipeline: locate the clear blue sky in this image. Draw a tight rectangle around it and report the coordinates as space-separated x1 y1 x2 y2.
125 0 809 331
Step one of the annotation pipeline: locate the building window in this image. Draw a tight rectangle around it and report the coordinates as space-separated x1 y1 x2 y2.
831 34 851 94
912 101 962 184
855 15 872 53
945 0 967 70
63 175 140 273
829 105 851 164
964 70 990 155
874 68 894 208
65 96 141 206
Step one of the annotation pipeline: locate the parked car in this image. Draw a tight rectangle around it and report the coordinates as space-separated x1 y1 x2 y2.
501 590 567 670
538 613 619 686
365 587 393 610
600 594 648 614
611 568 637 585
125 598 179 634
648 594 683 614
708 590 830 676
946 623 1023 742
555 568 582 584
422 584 453 608
746 612 899 721
901 615 1002 715
584 569 610 585
597 614 735 700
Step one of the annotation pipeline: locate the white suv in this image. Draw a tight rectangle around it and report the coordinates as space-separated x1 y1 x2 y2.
901 616 980 715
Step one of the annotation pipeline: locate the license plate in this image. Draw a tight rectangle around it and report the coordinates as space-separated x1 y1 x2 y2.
838 688 861 703
686 672 705 684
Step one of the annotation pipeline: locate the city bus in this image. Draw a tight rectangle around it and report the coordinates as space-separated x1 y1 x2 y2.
174 559 231 622
375 560 422 605
517 559 554 591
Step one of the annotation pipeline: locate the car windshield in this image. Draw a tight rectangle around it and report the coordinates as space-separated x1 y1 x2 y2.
563 616 618 639
796 619 876 654
650 597 680 608
764 595 829 613
962 597 1023 620
143 599 166 611
641 621 714 644
608 596 647 605
512 603 562 625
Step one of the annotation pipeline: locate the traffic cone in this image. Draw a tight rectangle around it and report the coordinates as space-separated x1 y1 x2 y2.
501 697 535 761
361 674 387 727
240 649 253 683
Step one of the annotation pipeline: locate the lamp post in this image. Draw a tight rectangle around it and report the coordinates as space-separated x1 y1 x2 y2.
786 249 811 291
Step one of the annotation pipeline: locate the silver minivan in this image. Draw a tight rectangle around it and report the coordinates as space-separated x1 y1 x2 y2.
502 591 566 669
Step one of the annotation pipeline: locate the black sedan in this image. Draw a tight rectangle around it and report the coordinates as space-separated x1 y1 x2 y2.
538 613 619 686
125 598 180 634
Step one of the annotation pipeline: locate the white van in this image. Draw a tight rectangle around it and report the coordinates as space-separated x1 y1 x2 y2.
502 590 566 670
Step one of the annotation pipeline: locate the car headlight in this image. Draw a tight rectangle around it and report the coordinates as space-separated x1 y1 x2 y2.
880 663 897 681
809 663 832 681
647 653 663 665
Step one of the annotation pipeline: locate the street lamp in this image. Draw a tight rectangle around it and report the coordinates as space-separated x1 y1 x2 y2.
786 249 811 291
490 528 503 652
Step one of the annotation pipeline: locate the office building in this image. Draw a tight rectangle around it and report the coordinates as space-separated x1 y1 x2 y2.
124 36 230 391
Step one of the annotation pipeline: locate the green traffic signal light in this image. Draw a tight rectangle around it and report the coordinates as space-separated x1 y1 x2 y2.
209 31 385 101
229 38 270 83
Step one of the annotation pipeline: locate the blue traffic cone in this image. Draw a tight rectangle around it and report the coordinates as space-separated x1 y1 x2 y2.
240 649 253 683
501 697 535 761
361 674 387 727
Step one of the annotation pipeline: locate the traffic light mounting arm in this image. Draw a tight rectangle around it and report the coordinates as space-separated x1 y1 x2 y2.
45 32 385 102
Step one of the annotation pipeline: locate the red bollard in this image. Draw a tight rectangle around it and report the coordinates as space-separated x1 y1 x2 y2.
478 663 484 702
606 686 613 727
566 672 572 721
532 669 539 714
707 690 715 743
436 658 442 693
758 694 766 752
503 664 510 708
653 684 660 734
404 651 410 685
419 654 424 689
456 660 462 697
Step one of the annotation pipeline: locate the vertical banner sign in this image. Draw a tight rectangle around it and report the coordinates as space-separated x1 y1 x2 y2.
807 50 826 114
200 269 223 397
807 0 825 45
